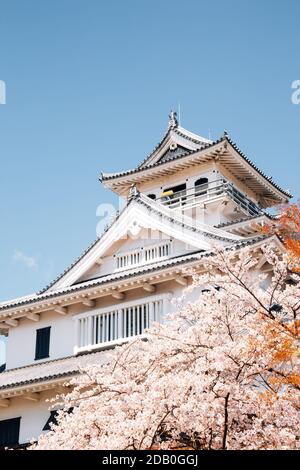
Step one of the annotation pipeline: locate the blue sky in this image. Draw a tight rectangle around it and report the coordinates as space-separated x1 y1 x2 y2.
0 0 299 361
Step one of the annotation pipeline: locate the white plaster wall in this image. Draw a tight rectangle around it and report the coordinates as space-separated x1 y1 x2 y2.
138 162 260 206
140 165 217 200
0 390 56 445
6 311 75 370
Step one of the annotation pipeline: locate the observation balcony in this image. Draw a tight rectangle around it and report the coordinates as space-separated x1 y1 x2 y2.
157 179 262 217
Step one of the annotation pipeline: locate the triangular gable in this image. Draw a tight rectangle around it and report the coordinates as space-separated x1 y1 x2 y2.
157 144 192 164
43 195 242 293
138 125 211 170
75 230 197 284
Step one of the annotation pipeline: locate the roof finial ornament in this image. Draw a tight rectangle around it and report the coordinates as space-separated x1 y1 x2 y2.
223 129 229 139
168 110 178 129
129 183 139 200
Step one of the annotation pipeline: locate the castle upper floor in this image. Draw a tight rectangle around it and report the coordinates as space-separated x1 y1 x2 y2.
100 112 291 218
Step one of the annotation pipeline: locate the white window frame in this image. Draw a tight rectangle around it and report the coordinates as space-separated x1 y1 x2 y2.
73 293 172 355
115 241 172 271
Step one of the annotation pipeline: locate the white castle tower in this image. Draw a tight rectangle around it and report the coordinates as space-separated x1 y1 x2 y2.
0 113 289 447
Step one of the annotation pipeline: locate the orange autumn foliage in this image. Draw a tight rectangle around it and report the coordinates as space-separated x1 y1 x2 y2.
262 201 300 272
253 311 300 393
260 204 300 389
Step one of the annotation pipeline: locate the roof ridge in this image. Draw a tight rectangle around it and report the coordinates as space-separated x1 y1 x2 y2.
137 126 171 169
0 250 205 312
215 213 272 228
0 370 78 391
100 137 220 181
38 198 135 295
38 236 100 294
174 127 211 145
0 349 104 376
226 137 292 198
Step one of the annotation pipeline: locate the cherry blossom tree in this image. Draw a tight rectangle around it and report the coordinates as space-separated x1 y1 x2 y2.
261 201 300 272
33 245 300 450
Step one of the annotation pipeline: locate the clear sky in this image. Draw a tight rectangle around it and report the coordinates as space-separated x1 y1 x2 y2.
0 0 299 361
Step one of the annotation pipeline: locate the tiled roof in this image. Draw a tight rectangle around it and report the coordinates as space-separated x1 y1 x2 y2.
0 250 206 312
0 234 277 391
37 197 128 295
100 144 211 181
156 145 194 164
0 235 271 313
137 125 209 170
136 194 238 243
38 236 100 294
100 135 291 199
215 213 273 229
137 126 170 169
225 137 291 198
0 350 109 391
173 127 210 145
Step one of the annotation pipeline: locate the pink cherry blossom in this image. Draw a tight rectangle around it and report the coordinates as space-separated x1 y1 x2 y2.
33 246 300 450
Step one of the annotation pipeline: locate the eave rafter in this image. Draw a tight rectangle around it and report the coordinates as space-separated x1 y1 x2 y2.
0 398 10 408
103 140 290 206
0 379 73 402
0 265 194 331
0 235 285 334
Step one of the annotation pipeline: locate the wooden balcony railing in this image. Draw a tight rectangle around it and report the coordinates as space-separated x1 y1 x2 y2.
157 179 262 217
74 295 168 354
116 242 172 271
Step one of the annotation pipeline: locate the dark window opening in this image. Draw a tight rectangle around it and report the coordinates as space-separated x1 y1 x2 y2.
35 326 51 360
0 417 21 449
43 408 74 431
147 194 156 200
195 178 208 196
161 183 186 205
42 410 58 431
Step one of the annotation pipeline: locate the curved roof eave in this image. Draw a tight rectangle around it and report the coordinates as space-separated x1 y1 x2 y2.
0 233 282 316
100 136 292 200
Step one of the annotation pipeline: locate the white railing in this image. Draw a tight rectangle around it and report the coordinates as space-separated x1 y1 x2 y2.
74 296 167 354
156 179 262 217
116 242 171 271
144 242 171 262
139 193 242 241
116 251 141 269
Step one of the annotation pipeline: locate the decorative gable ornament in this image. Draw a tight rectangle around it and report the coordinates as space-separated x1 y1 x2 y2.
168 110 178 129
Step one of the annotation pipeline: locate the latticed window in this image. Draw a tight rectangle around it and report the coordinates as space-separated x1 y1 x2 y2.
116 242 171 270
75 297 167 354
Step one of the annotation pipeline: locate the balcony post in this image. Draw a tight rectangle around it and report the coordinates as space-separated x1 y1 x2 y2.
118 309 123 339
87 316 93 348
141 247 145 264
149 302 154 326
74 318 80 355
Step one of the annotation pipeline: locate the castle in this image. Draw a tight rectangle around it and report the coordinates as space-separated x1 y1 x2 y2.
0 113 289 448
